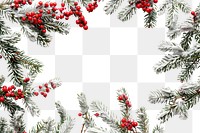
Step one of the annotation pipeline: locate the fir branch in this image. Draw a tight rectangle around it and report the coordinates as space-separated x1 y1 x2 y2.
150 82 200 123
10 111 26 133
58 115 74 133
152 125 164 133
104 0 124 15
87 127 118 133
180 31 194 51
30 118 56 133
144 9 157 28
23 97 40 116
136 107 149 133
118 4 136 22
154 54 183 74
0 75 5 87
90 101 119 131
55 102 67 124
176 0 191 13
149 88 175 104
78 93 89 114
0 118 11 132
1 98 24 114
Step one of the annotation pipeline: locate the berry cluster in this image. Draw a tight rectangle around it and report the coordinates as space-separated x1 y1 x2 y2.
135 0 158 13
10 1 100 31
71 2 88 30
118 94 132 107
120 117 138 130
33 81 57 98
10 0 32 9
86 0 98 13
0 77 31 102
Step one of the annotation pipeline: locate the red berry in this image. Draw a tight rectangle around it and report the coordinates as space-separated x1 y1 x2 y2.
56 16 60 20
0 96 4 102
39 25 44 29
44 2 49 7
94 113 99 117
132 121 138 127
146 7 153 13
47 10 51 14
53 2 57 7
46 88 50 93
38 1 43 6
39 85 42 89
76 20 80 24
83 25 88 30
38 13 42 18
33 91 39 96
121 123 125 128
43 93 47 97
52 13 56 17
39 9 43 13
60 14 64 19
10 92 15 97
125 100 129 105
5 93 10 97
42 29 46 33
22 0 26 5
2 86 8 92
191 11 196 16
121 118 126 123
65 17 69 20
78 113 82 116
61 3 65 7
15 96 19 100
74 2 78 6
38 19 42 24
153 0 158 3
76 6 81 11
50 2 54 7
118 95 123 100
10 85 15 90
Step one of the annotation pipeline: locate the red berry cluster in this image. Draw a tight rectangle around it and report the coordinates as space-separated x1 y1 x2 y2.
120 117 138 130
135 0 158 13
0 85 25 102
69 2 88 30
86 0 98 13
33 81 57 98
118 94 132 107
11 1 100 31
10 0 32 9
23 77 30 83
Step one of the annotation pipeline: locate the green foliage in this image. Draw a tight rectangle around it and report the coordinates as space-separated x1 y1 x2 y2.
136 107 149 133
149 82 200 123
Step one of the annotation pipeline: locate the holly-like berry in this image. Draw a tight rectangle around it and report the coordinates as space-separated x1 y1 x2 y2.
0 96 5 102
38 1 43 6
78 113 82 116
153 0 158 3
118 95 123 100
94 113 99 117
132 121 138 127
191 11 196 16
34 92 39 96
121 118 126 123
2 86 8 92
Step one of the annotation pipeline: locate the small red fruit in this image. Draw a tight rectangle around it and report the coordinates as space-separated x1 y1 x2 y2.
78 113 82 116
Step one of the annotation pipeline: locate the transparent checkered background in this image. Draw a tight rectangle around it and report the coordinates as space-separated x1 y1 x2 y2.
1 0 200 132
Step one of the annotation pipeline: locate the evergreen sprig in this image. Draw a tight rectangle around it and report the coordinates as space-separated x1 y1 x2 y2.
149 82 200 123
